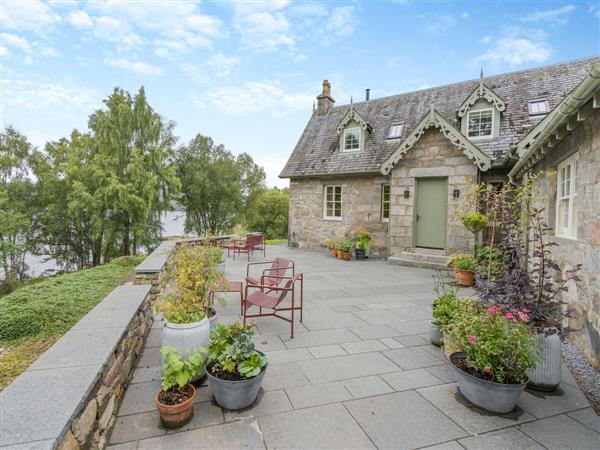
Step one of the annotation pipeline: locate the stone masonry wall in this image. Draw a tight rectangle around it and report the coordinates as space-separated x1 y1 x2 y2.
289 175 389 257
388 128 478 256
58 276 160 450
529 110 600 367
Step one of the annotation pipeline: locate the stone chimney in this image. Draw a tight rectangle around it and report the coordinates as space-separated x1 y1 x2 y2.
316 79 335 115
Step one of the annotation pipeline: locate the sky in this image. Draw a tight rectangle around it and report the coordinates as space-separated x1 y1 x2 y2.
1 1 599 188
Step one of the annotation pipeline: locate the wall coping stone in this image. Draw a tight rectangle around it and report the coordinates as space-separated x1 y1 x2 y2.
0 284 151 449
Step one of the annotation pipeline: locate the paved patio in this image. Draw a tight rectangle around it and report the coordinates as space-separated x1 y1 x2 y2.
109 245 599 449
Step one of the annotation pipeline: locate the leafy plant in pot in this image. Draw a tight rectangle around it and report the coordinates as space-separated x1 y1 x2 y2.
447 306 539 414
204 322 268 410
206 246 226 273
324 239 337 257
447 254 479 286
155 346 205 428
157 244 225 377
337 239 353 261
354 228 371 260
476 210 580 391
430 272 460 347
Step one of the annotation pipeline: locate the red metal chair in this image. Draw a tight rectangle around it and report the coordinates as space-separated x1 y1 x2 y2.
210 280 244 313
224 234 266 261
243 273 303 338
246 257 294 289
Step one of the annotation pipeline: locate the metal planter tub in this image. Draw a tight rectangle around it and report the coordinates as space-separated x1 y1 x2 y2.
162 317 211 380
206 354 267 410
528 333 561 392
450 352 527 414
430 321 443 346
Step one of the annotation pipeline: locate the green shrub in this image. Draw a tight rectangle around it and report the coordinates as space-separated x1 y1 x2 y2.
432 293 478 332
476 245 503 281
447 254 478 271
461 212 488 234
336 239 353 252
160 346 205 392
0 256 143 342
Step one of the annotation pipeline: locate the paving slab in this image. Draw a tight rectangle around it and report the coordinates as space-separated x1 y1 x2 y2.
379 337 406 349
417 383 537 435
349 324 401 339
135 346 161 368
459 428 545 450
382 347 446 370
118 381 160 416
224 390 293 421
341 339 389 354
517 383 590 418
387 306 432 320
389 319 432 335
393 334 430 347
110 411 165 444
259 403 375 449
425 364 457 383
265 347 313 365
518 414 600 450
302 312 367 330
166 401 224 433
131 365 161 384
298 352 399 383
345 390 467 449
307 344 347 358
420 442 465 450
280 328 359 349
285 381 352 409
252 333 286 352
342 375 395 398
567 407 600 433
144 328 161 348
261 362 310 391
137 419 266 449
381 369 444 391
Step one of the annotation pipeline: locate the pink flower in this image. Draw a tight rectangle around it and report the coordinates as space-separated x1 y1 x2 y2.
505 312 514 320
486 306 500 315
517 311 529 322
483 366 492 373
468 335 477 345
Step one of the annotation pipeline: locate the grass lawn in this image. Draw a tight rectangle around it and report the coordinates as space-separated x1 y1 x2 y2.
0 256 144 390
265 239 287 245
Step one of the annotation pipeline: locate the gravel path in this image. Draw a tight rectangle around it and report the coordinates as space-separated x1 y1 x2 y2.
562 341 600 413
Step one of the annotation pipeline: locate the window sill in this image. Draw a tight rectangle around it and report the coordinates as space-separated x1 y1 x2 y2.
323 217 342 221
468 136 495 142
341 149 361 153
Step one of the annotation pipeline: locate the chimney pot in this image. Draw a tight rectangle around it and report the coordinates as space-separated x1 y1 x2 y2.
365 89 371 101
316 79 335 115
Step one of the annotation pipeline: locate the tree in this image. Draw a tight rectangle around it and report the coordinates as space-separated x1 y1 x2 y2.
247 188 289 239
175 135 265 235
0 127 35 283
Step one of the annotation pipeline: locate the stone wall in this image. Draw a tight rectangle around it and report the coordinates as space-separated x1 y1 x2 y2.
529 110 600 367
388 128 478 256
288 175 389 257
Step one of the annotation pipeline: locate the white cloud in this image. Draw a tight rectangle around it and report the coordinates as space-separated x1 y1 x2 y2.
588 4 600 17
326 6 356 38
1 0 61 33
294 53 307 62
424 15 456 35
1 78 97 112
520 5 575 24
1 33 31 52
461 12 469 19
472 28 551 68
67 10 94 29
104 58 164 76
0 46 9 57
180 53 239 84
235 10 294 51
480 35 492 44
208 81 312 116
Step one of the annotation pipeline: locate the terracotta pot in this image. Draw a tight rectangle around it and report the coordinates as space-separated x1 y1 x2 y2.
335 248 343 258
330 248 337 257
454 268 475 286
339 251 352 261
155 384 196 428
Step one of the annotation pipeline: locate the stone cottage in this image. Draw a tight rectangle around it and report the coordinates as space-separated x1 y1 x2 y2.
280 56 600 364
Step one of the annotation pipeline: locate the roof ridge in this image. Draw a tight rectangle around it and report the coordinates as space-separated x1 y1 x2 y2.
332 56 600 110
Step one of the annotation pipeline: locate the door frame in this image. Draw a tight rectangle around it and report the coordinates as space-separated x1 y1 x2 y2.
413 176 448 250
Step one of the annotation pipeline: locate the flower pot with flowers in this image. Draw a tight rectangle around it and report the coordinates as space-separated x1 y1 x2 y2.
155 346 205 428
156 244 225 378
447 305 539 414
354 228 371 260
447 254 479 286
205 322 268 410
336 239 353 261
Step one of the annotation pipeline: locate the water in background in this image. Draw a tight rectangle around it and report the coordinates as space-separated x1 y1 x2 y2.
10 212 189 279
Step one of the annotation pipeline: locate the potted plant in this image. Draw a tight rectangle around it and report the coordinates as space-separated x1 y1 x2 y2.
324 239 337 257
206 246 226 273
447 306 539 414
156 244 224 377
447 254 479 286
155 346 205 428
337 239 353 261
354 228 371 260
461 211 488 235
205 322 268 410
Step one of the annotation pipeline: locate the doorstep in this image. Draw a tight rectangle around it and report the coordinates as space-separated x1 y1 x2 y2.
388 251 448 269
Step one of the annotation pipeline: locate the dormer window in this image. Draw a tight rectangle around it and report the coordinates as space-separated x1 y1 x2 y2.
467 109 493 138
388 123 404 139
343 127 361 151
528 99 549 116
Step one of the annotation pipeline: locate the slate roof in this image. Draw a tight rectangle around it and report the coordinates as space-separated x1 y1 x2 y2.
280 56 600 178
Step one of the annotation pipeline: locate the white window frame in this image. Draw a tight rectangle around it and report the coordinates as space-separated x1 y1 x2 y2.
323 185 342 220
343 127 361 152
387 122 404 140
528 99 550 116
466 108 494 140
555 153 579 239
381 184 390 222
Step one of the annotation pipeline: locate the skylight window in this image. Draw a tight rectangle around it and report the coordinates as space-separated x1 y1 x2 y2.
528 100 550 116
388 123 404 139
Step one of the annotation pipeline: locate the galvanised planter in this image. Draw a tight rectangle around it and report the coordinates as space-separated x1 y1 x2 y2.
216 262 226 274
206 353 267 410
430 321 443 346
208 312 218 330
528 333 561 392
162 317 211 380
450 352 528 414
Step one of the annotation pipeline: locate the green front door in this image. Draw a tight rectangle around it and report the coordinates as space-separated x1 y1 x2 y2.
415 177 447 249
